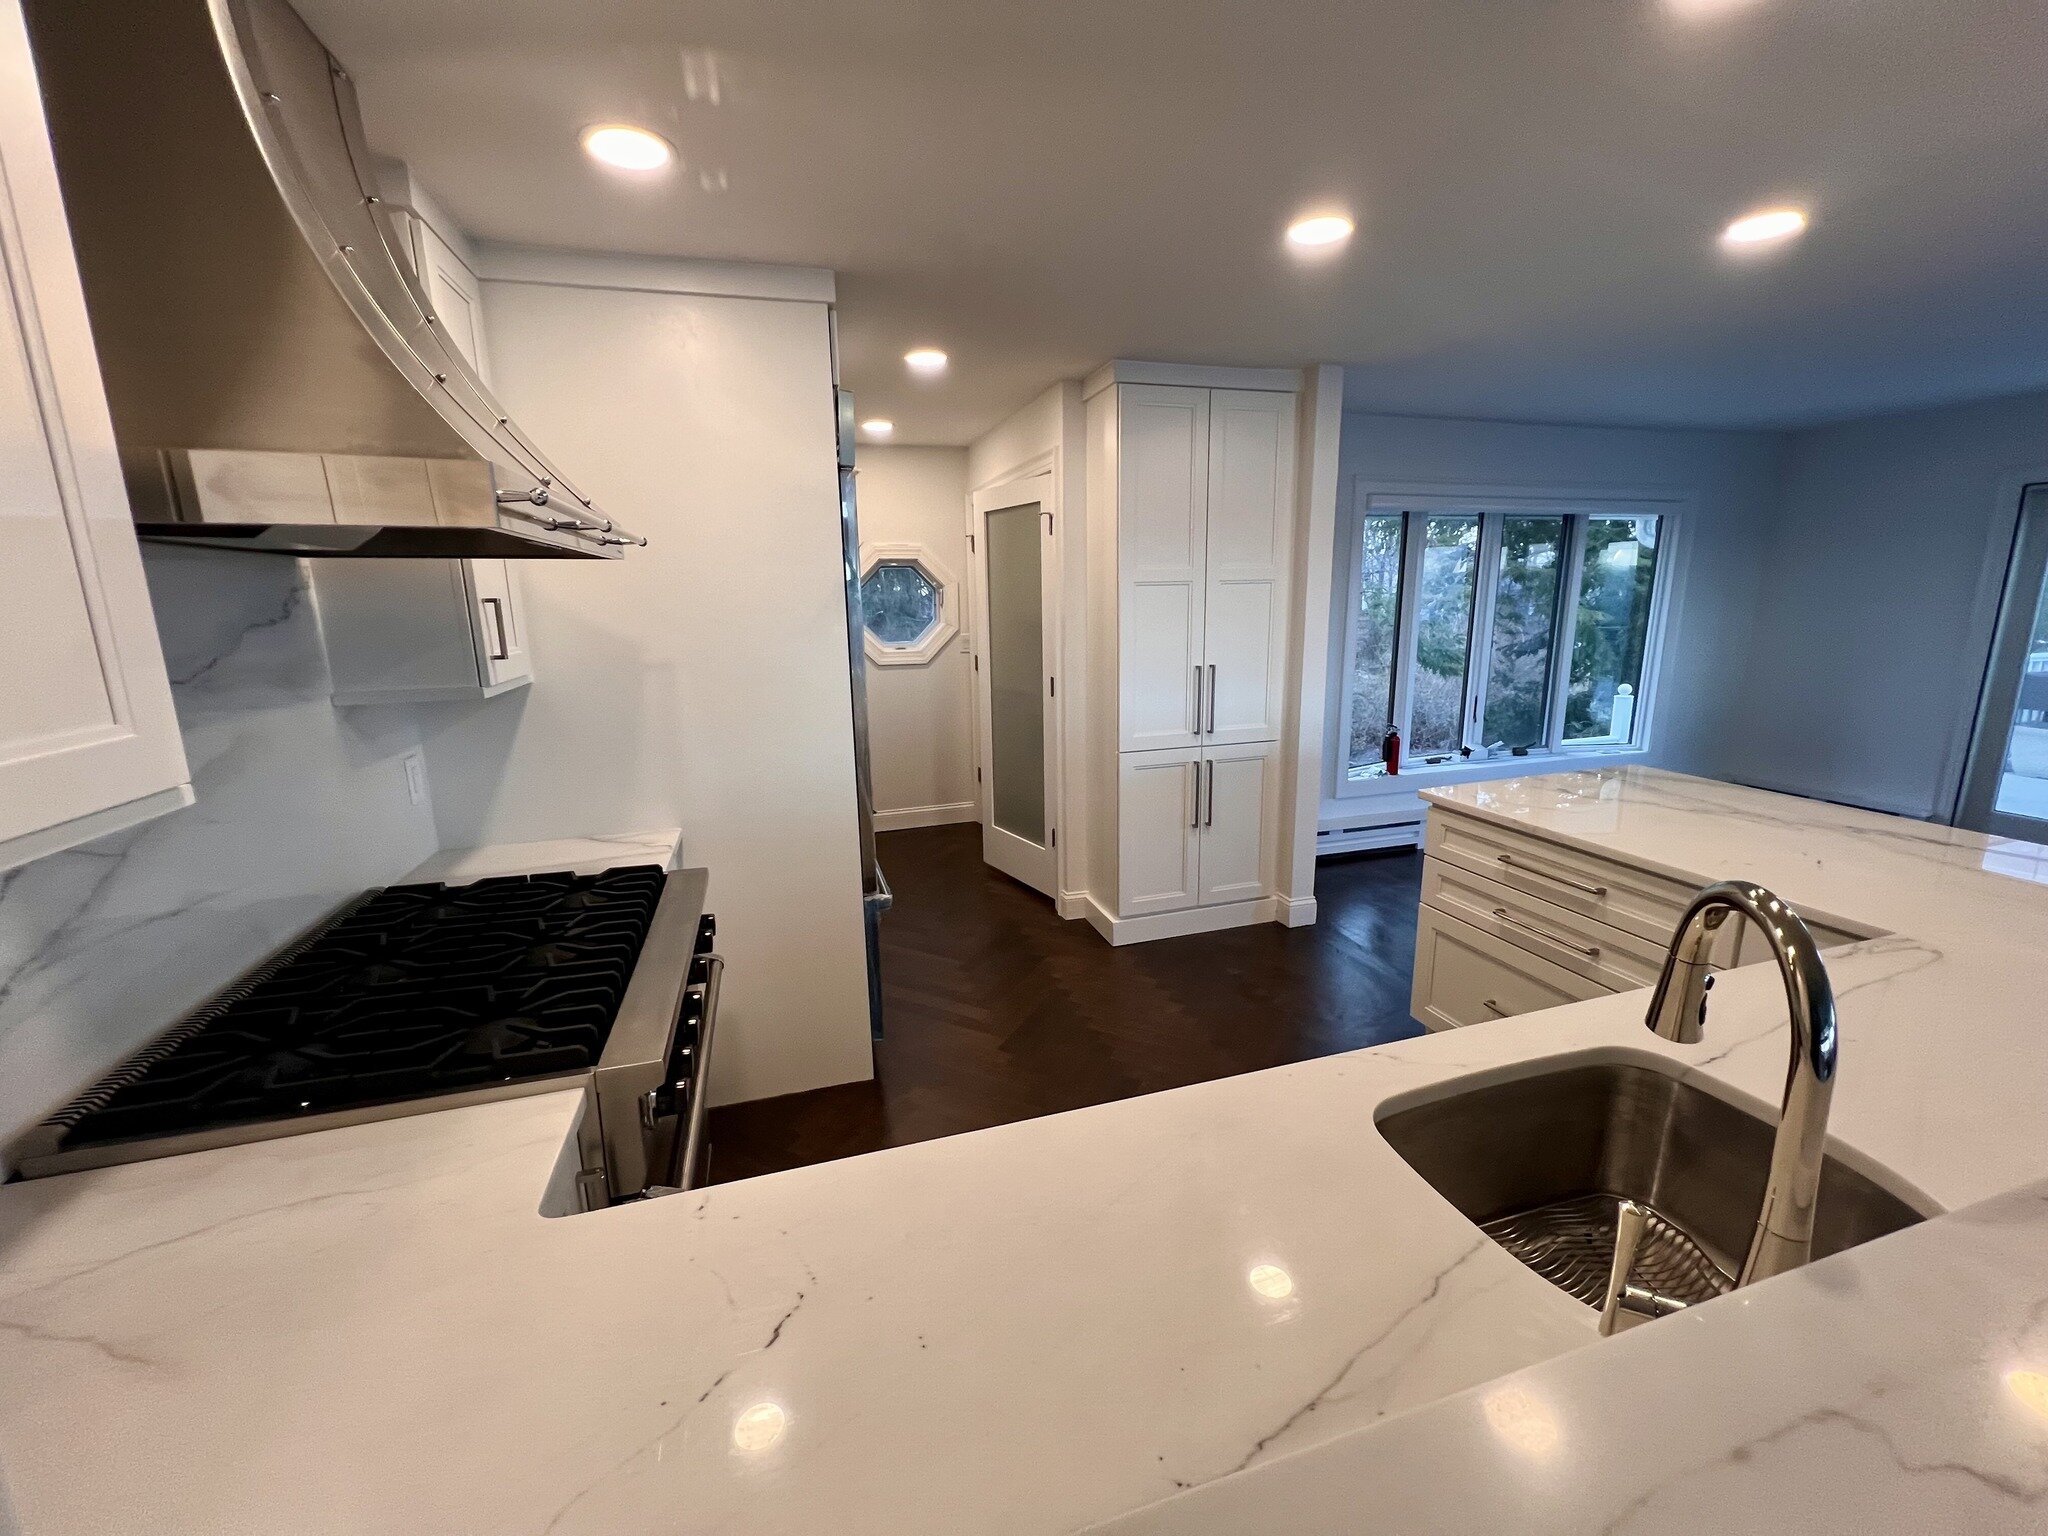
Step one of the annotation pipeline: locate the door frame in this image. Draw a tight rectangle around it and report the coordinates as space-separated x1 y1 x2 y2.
968 470 1061 897
1957 482 2048 839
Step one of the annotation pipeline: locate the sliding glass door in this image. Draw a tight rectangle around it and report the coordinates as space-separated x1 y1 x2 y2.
1958 485 2048 841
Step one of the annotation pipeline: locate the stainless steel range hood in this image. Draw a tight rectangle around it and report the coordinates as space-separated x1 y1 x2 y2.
22 0 642 558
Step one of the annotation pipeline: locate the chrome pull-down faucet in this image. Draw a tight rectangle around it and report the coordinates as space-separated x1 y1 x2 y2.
1601 881 1839 1334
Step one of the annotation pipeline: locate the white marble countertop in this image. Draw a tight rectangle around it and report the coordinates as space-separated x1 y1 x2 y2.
1 771 2045 1533
403 827 684 883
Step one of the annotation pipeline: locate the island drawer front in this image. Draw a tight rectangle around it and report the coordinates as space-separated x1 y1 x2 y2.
1411 904 1609 1032
1421 856 1668 991
1425 809 1697 947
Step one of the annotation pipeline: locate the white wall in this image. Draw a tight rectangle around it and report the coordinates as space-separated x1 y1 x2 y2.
1723 388 2048 819
968 382 1090 903
1321 410 1785 827
415 250 874 1106
0 548 438 1154
857 447 977 829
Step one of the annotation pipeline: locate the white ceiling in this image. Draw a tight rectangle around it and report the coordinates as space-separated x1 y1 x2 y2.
300 0 2048 445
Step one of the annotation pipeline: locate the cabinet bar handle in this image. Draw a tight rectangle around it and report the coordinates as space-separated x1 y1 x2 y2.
1491 905 1601 958
1482 998 1509 1017
1190 763 1201 830
1495 852 1607 897
1193 666 1202 734
1205 664 1217 734
1205 758 1216 827
481 596 510 661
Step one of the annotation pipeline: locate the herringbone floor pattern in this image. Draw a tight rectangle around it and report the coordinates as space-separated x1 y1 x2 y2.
706 824 1425 1183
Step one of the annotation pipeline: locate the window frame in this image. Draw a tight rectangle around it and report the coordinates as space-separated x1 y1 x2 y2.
1329 486 1683 800
857 540 960 667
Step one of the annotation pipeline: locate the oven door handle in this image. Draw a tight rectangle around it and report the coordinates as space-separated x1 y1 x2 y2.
665 954 724 1190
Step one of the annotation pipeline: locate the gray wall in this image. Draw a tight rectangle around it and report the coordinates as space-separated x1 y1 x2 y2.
0 548 438 1153
1724 389 2048 818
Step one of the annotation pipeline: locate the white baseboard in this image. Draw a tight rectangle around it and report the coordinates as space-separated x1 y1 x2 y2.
1275 894 1318 927
1317 820 1423 856
1084 896 1278 947
874 801 979 833
1057 890 1091 920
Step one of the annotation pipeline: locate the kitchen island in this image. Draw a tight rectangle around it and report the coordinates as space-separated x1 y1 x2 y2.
2 768 2046 1533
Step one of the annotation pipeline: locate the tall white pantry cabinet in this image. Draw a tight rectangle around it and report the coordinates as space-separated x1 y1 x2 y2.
1084 370 1298 943
0 0 190 874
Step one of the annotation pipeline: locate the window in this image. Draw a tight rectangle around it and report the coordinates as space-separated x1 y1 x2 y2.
857 542 959 666
1337 506 1669 783
862 560 940 646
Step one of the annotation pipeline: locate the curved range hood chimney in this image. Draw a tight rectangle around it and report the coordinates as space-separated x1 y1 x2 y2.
23 0 642 558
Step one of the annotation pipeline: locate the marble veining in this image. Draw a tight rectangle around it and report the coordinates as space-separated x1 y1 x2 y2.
1 767 2047 1532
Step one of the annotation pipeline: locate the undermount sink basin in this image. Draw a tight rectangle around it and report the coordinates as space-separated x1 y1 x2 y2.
1376 1060 1927 1311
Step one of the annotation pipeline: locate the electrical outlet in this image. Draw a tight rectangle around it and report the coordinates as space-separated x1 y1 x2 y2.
402 750 428 808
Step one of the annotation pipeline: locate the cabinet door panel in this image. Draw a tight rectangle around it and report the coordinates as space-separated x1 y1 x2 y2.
1196 740 1276 906
1118 747 1200 917
0 0 187 866
1411 904 1607 1032
1202 389 1294 744
1117 385 1207 750
467 557 530 687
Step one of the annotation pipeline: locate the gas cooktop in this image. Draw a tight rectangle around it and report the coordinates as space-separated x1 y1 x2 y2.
54 865 667 1150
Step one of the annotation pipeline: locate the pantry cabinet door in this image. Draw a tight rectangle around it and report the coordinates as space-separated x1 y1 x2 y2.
1117 384 1209 751
1195 739 1278 907
1117 747 1201 917
0 0 188 871
1201 388 1294 745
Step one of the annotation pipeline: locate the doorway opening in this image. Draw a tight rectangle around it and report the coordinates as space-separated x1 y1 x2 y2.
970 472 1059 899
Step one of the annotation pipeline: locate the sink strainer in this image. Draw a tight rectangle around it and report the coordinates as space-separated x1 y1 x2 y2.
1481 1193 1734 1310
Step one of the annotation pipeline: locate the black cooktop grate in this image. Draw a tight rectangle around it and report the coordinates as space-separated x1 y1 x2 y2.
61 865 667 1148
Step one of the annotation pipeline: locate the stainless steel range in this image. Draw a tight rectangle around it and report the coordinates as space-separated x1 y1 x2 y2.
13 865 721 1204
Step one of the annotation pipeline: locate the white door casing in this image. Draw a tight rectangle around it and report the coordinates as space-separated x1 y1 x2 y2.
1201 389 1295 746
971 472 1058 898
0 0 189 870
1117 384 1208 751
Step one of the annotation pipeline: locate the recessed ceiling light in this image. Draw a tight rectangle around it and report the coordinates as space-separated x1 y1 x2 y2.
580 124 674 173
1720 206 1808 249
904 348 948 375
861 419 894 438
1285 213 1354 250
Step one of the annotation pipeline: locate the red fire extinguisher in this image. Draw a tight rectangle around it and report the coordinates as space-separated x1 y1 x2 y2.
1382 722 1402 776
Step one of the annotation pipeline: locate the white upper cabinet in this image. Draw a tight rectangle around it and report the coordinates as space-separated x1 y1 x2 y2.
1117 385 1209 750
1202 389 1296 745
310 180 535 704
0 0 190 872
1114 383 1294 752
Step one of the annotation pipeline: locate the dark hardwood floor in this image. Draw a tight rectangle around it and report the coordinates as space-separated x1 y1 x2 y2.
706 824 1424 1183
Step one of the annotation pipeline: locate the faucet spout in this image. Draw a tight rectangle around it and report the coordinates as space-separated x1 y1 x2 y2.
1645 880 1839 1286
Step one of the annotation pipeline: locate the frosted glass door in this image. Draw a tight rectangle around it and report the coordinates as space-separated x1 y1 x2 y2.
972 473 1058 898
987 505 1047 843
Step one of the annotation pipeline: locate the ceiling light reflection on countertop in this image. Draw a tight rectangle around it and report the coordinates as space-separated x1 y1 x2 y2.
1482 1385 1561 1459
731 1401 788 1453
1247 1263 1295 1300
1285 213 1354 251
1720 206 1808 250
904 348 949 375
580 124 674 173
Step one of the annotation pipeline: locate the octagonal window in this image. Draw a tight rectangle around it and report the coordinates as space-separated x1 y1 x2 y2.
862 560 941 647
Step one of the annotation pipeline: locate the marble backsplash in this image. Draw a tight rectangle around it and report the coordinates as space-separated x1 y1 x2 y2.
0 547 439 1156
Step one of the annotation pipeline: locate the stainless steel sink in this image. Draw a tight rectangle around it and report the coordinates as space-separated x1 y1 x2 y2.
1376 1060 1927 1311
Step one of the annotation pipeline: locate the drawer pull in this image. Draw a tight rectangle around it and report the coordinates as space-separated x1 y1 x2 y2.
1481 997 1509 1017
1492 906 1602 958
1496 852 1608 898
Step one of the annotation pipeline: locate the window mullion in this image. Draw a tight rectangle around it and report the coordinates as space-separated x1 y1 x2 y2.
1391 511 1425 747
1546 515 1589 750
1464 514 1503 751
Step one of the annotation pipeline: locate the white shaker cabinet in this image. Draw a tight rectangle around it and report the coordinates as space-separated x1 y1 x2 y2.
0 0 190 873
1086 367 1300 943
310 184 536 704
